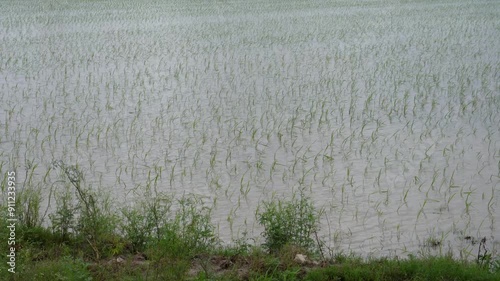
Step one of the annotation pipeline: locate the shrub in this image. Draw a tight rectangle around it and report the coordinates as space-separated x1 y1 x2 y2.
49 183 76 242
52 161 121 260
257 195 318 254
148 194 217 260
121 207 156 253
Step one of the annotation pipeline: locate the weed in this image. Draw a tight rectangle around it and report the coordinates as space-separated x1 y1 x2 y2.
53 161 120 260
49 183 77 242
23 256 92 281
16 186 42 228
120 206 156 253
257 195 318 254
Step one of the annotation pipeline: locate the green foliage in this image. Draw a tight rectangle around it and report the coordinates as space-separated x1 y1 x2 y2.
121 206 156 252
153 258 191 280
19 225 60 247
53 161 120 260
21 256 92 281
17 186 42 228
150 195 217 259
231 231 253 255
257 195 318 254
304 256 500 281
174 195 218 253
49 183 76 241
74 192 121 259
142 195 218 278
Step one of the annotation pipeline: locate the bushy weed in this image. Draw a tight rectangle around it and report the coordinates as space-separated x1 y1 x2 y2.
257 195 318 254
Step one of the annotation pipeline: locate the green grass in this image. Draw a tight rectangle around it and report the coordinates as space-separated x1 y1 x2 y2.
2 234 499 281
304 256 500 281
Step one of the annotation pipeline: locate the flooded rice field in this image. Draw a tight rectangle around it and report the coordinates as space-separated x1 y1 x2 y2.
1 0 499 258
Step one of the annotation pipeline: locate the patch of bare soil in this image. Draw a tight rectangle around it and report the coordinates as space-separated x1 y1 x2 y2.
186 253 330 280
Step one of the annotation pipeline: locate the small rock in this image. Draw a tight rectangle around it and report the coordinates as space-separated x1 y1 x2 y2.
133 253 146 261
294 254 307 264
219 259 233 269
116 257 125 264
